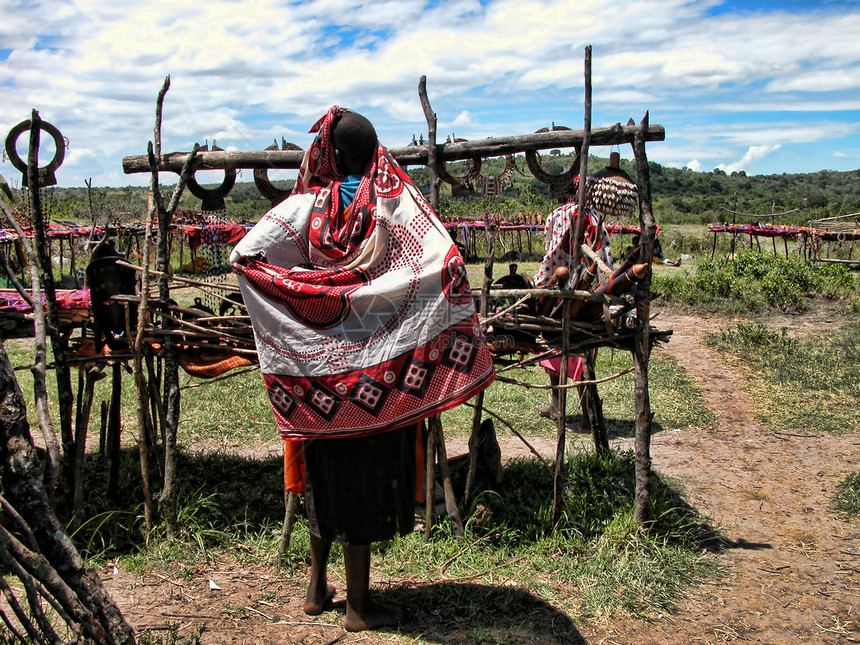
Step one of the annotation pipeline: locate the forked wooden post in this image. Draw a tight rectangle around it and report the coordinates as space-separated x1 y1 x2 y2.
418 76 441 213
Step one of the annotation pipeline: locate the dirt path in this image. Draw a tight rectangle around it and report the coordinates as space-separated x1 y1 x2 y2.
588 309 859 644
103 310 859 644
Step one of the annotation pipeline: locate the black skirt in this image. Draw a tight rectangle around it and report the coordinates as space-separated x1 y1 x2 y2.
302 425 417 545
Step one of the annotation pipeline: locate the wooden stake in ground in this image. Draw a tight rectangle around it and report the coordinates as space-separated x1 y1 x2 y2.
632 112 657 524
554 45 592 521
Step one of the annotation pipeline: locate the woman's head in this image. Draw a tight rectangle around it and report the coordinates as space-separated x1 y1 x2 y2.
331 111 378 175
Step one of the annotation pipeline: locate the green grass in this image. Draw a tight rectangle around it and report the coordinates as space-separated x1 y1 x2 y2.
652 251 859 315
437 348 714 443
831 471 860 516
704 321 860 434
372 449 720 625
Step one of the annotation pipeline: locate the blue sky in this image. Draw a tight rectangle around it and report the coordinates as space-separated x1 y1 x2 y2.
1 0 859 188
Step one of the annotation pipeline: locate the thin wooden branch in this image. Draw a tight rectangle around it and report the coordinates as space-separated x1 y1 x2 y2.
277 491 298 567
720 206 801 218
160 313 253 345
461 401 551 471
136 164 157 533
494 366 634 390
480 295 532 327
480 286 627 304
0 574 45 645
569 45 593 282
0 525 103 642
155 75 170 157
114 258 242 292
424 418 437 540
466 226 496 509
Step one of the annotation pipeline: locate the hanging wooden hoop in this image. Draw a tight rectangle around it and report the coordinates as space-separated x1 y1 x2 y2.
4 119 66 187
437 154 483 187
186 168 237 212
254 141 302 206
525 147 580 200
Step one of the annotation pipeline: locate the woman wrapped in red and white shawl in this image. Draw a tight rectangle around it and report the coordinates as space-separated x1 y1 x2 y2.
230 107 493 631
532 188 613 419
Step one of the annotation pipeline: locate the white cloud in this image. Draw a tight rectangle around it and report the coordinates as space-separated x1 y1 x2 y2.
684 159 703 172
448 111 474 128
2 0 860 186
717 145 782 174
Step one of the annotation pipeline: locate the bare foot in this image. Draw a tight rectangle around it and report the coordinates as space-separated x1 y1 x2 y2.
537 405 561 419
302 583 336 616
343 599 403 632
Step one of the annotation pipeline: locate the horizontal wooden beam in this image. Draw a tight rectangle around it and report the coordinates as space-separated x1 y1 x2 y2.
121 123 665 175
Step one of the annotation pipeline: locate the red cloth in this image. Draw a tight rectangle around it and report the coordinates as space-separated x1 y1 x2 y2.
182 223 248 251
540 355 584 382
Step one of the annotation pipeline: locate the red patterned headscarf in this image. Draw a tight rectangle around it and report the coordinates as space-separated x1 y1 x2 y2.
292 106 345 195
290 106 393 262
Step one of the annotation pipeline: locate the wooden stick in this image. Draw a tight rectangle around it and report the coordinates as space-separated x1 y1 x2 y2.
429 415 464 538
466 226 496 509
277 491 298 567
160 313 253 345
580 243 613 279
632 112 656 525
136 154 156 532
480 286 627 304
461 402 551 471
494 366 634 390
424 420 437 541
480 294 532 327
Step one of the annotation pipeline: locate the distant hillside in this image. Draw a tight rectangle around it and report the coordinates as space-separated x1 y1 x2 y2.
12 154 860 228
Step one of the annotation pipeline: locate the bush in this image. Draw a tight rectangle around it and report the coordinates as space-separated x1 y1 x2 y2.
655 251 858 314
832 471 860 516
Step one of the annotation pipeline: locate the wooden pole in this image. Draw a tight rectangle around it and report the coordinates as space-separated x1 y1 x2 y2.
429 414 464 537
632 113 657 524
121 123 666 175
106 362 122 501
552 297 570 522
465 226 496 509
72 366 100 526
554 45 592 521
27 111 76 493
278 491 298 566
423 420 437 541
582 350 609 453
418 76 441 213
569 45 593 283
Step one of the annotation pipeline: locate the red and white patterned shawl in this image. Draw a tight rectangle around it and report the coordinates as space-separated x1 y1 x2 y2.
533 197 613 288
230 107 494 440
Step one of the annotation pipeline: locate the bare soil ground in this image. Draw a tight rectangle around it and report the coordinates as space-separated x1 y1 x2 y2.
103 308 859 644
